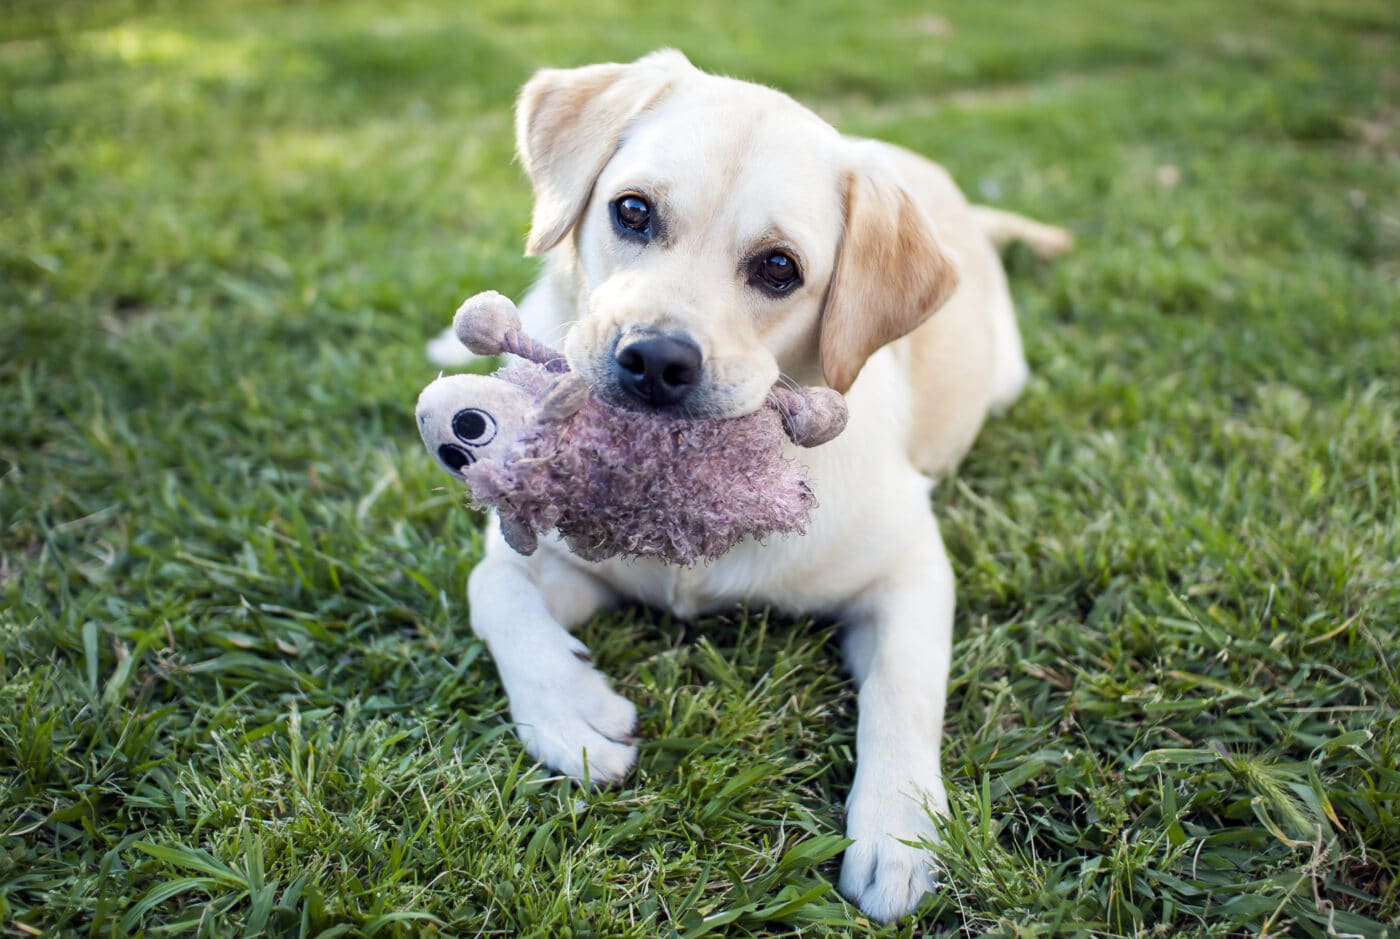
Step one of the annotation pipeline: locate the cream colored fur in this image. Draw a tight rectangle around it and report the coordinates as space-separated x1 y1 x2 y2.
440 50 1069 922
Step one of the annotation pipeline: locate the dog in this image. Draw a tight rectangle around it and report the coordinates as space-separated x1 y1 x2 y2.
432 50 1069 922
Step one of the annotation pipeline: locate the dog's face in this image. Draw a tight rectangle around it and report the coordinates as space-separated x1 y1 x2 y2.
516 51 959 417
565 87 845 418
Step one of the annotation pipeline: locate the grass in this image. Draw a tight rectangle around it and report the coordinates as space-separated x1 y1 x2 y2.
2 0 1397 935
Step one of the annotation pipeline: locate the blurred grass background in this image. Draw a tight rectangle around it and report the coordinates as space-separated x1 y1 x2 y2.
2 0 1398 935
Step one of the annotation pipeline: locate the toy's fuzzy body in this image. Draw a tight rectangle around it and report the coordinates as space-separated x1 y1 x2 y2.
461 362 816 564
415 291 845 567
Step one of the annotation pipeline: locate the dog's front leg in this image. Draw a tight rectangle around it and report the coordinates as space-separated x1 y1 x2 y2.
467 524 638 784
837 520 954 922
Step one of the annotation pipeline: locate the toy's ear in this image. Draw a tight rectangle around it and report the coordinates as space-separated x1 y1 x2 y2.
818 146 960 394
415 374 533 478
516 49 693 256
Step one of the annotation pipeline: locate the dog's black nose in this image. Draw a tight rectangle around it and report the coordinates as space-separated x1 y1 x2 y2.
613 335 702 408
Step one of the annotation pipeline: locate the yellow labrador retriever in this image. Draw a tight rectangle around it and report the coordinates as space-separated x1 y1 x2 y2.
438 50 1069 921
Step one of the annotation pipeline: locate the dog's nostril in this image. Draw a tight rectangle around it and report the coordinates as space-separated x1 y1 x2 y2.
662 363 695 387
617 347 646 377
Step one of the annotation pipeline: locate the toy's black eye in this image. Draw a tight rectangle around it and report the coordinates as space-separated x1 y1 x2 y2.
452 408 496 446
613 194 653 237
754 250 801 293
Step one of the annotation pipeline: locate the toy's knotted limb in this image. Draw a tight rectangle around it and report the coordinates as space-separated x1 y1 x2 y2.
768 386 848 448
454 291 569 373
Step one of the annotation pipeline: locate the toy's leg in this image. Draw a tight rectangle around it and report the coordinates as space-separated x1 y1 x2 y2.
836 516 953 922
467 522 637 784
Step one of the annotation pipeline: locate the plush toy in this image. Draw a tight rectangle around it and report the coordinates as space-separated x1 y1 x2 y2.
415 292 848 566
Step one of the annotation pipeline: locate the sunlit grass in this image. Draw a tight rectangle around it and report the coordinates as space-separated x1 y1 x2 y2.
2 0 1397 935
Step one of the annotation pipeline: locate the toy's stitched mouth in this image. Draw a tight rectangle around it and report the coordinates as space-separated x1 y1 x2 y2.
438 444 476 473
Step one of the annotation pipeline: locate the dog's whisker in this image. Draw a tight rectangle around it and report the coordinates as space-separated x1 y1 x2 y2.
548 320 582 346
775 372 803 395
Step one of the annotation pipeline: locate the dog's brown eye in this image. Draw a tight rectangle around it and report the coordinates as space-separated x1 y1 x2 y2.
614 195 652 235
756 250 801 293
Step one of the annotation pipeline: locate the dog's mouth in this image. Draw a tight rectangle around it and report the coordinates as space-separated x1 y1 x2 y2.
566 319 778 421
590 382 687 416
588 354 758 422
567 330 712 419
590 374 769 422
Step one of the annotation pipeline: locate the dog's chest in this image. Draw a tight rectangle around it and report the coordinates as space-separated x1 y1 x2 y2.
591 541 773 618
586 526 860 620
649 567 713 620
574 373 923 619
593 531 834 621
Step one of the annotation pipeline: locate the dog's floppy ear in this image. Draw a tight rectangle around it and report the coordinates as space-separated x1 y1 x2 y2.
819 149 960 394
516 49 691 256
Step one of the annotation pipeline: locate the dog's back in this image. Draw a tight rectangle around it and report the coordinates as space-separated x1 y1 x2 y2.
872 143 1066 476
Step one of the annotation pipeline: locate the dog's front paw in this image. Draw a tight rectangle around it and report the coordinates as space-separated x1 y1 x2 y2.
508 643 639 785
839 830 936 923
839 781 943 922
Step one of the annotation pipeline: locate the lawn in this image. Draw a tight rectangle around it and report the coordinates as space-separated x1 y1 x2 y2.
2 0 1397 935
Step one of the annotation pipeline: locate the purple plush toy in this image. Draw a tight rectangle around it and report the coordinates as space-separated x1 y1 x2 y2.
415 291 848 566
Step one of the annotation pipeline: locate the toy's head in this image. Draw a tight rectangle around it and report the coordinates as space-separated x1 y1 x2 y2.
415 374 532 479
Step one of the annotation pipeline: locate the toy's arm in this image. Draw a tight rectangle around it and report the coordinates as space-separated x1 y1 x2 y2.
768 386 848 448
454 291 568 372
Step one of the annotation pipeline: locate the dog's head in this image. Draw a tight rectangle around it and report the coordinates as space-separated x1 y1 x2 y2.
516 50 958 417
